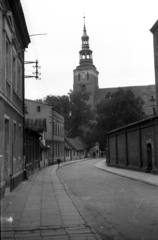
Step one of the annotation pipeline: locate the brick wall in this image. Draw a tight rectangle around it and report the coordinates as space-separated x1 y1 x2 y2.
117 133 126 166
107 116 158 174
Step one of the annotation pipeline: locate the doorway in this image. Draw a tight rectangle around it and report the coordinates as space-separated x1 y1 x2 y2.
4 118 10 187
147 143 152 170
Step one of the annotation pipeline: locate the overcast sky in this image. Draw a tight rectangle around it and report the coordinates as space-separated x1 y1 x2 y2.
21 0 158 100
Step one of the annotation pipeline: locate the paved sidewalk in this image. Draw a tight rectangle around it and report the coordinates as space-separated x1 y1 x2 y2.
95 159 158 187
1 165 101 240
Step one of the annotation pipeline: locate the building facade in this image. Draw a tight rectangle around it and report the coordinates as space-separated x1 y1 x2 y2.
0 0 30 198
65 137 88 161
150 20 158 115
25 99 65 164
25 118 47 176
73 19 156 116
107 116 158 174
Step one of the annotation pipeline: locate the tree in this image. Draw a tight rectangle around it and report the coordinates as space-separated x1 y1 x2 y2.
36 90 94 140
96 88 146 148
67 90 93 137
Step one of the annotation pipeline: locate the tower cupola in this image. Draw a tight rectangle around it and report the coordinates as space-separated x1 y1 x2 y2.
79 17 93 65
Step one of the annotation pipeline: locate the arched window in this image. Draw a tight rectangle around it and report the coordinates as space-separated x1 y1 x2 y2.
81 85 86 92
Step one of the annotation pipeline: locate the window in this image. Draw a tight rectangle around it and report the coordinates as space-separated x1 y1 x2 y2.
53 122 55 135
12 54 17 91
82 72 85 78
13 122 17 158
37 106 40 112
58 125 60 136
4 118 10 176
87 72 89 80
5 40 10 81
24 104 28 114
18 125 22 142
55 124 56 136
18 125 22 159
17 60 22 98
81 85 86 92
78 73 80 81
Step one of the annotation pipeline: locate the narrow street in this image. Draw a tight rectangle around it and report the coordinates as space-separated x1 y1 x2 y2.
58 159 158 240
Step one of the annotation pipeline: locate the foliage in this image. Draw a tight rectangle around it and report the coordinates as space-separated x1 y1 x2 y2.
96 88 146 148
37 88 146 150
37 90 94 138
66 90 93 137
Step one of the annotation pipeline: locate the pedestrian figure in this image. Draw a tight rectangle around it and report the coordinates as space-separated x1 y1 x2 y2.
57 158 61 167
93 151 96 158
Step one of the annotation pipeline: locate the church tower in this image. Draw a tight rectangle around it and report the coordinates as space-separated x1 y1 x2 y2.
73 17 99 106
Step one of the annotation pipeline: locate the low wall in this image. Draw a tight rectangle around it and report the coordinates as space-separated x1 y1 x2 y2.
107 116 158 174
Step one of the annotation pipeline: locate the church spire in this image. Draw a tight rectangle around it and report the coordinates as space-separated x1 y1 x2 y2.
79 16 93 65
83 16 86 34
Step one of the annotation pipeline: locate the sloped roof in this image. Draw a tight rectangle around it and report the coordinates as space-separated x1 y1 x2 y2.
25 118 47 132
65 137 88 151
95 85 156 116
65 142 72 150
76 136 88 148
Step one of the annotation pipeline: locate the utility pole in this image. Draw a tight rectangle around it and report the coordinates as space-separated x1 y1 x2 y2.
23 33 46 179
24 59 41 80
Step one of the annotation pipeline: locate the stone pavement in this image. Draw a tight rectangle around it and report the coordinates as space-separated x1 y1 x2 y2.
95 159 158 187
1 159 158 240
0 165 101 240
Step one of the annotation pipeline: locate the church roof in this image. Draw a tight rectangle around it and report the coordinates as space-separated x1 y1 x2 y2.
95 85 156 116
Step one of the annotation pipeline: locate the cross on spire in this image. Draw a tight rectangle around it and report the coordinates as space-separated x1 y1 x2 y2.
83 15 86 31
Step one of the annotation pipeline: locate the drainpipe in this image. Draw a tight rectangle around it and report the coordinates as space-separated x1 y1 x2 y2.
23 50 27 180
